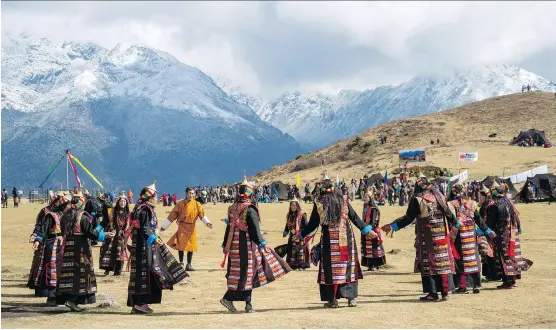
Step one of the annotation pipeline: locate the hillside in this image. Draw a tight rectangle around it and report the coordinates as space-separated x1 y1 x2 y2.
254 92 556 184
220 66 556 149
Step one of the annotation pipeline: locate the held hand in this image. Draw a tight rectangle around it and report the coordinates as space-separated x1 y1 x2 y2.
206 223 213 229
489 231 497 239
381 224 392 234
155 237 164 246
32 241 40 251
29 235 36 243
366 231 378 239
221 218 226 222
160 227 166 232
263 246 272 253
106 232 116 238
282 230 289 238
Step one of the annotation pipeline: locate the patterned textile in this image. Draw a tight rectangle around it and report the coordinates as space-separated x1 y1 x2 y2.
100 212 129 270
316 202 362 285
361 206 386 263
225 204 290 291
32 211 62 288
128 203 188 296
285 211 309 269
56 234 97 296
413 192 455 276
448 199 480 274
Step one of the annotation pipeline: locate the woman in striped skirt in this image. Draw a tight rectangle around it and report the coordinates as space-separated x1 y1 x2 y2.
299 177 374 308
99 193 130 275
220 178 291 313
55 192 113 312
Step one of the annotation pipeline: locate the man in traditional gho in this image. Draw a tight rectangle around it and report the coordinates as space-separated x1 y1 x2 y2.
282 197 310 270
382 176 458 302
160 187 213 271
99 193 131 276
53 192 113 312
299 175 375 308
220 177 290 313
361 193 386 271
487 185 532 289
128 181 188 314
447 182 496 294
29 190 71 305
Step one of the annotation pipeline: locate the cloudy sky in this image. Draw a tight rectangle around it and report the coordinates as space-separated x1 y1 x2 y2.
2 1 556 98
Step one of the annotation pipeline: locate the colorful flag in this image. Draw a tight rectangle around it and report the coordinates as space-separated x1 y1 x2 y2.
296 174 301 188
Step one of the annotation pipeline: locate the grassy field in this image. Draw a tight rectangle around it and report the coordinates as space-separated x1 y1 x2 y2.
2 200 555 328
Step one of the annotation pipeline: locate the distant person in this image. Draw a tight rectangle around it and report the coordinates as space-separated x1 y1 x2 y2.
12 187 19 208
1 189 8 208
437 138 440 144
430 139 434 145
527 84 531 92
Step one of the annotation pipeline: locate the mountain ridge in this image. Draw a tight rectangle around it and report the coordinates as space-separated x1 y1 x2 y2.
1 33 301 192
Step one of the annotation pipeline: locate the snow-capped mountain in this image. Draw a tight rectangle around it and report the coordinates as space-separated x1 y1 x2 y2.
219 65 556 149
1 33 301 192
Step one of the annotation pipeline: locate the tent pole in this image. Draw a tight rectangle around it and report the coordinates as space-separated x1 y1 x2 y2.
66 155 69 190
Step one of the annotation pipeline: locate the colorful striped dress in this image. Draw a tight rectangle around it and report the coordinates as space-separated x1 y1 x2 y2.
222 201 290 302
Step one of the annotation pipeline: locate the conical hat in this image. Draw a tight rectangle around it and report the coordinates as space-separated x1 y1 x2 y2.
118 192 127 199
145 180 157 193
322 169 329 180
290 196 299 203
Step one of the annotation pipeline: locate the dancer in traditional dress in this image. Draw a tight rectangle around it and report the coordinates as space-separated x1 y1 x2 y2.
361 193 386 271
99 193 130 275
220 177 290 313
160 187 213 271
479 185 497 281
128 181 188 314
29 190 71 305
299 176 375 308
447 182 496 294
282 197 310 270
487 185 532 289
382 176 458 302
54 192 113 312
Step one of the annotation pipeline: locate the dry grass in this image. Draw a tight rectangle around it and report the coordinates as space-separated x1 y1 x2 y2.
254 92 556 185
2 201 556 328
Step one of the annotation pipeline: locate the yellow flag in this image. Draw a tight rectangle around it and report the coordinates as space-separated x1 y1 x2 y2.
71 155 104 189
296 174 301 188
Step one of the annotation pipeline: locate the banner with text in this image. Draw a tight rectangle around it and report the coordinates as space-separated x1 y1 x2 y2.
449 169 469 182
399 148 426 163
458 152 479 162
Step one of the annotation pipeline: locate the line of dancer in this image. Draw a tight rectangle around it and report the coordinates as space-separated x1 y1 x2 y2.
26 173 533 314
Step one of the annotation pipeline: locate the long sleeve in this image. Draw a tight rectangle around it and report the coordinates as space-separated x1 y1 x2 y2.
222 222 230 249
473 209 490 232
167 203 181 222
81 214 104 241
32 209 46 236
487 206 501 233
301 213 308 228
301 204 320 237
197 202 205 219
347 203 369 233
245 207 266 247
391 198 421 231
370 208 379 228
138 209 157 245
35 214 53 242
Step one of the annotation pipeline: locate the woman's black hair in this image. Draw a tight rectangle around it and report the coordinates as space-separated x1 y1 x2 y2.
319 179 343 224
60 209 78 236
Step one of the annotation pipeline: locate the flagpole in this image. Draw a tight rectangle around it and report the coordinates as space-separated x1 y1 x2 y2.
66 154 69 190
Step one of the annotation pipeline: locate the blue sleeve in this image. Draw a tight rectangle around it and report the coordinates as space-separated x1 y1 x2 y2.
454 221 461 229
391 221 399 232
95 224 104 233
224 217 229 224
91 212 96 217
98 232 106 242
35 236 43 242
147 234 158 246
361 225 372 235
476 227 485 236
258 241 267 248
485 228 492 236
518 228 522 234
298 232 304 239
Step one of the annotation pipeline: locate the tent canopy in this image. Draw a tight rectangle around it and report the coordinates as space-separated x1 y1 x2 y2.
270 181 290 200
481 176 518 195
365 173 384 186
516 173 556 201
510 129 552 146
